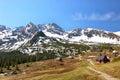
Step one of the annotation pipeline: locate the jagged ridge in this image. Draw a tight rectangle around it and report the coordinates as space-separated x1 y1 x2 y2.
0 22 120 51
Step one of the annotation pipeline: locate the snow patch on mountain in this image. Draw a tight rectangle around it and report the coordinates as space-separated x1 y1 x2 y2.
0 22 120 52
43 30 64 39
114 31 120 36
40 23 65 35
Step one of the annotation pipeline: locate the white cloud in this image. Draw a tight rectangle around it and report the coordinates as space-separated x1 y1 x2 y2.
72 12 120 21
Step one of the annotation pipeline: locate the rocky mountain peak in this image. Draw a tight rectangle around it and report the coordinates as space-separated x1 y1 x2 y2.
27 22 36 27
72 28 82 33
46 23 62 29
0 22 120 51
45 23 64 31
18 22 38 39
25 22 38 33
68 28 82 38
0 25 6 31
41 23 65 35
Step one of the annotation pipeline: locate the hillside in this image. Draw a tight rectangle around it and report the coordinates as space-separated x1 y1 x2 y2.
0 56 105 80
93 57 120 79
1 50 120 80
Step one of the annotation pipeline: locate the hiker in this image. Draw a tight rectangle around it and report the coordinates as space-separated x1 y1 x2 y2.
96 54 104 63
103 55 110 63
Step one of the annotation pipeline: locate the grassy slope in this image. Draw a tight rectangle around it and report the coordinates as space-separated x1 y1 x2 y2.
93 57 120 79
0 57 104 80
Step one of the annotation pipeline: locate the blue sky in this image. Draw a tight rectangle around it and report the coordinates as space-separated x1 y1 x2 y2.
0 0 120 31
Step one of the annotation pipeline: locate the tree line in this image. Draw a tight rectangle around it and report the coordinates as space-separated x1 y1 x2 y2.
0 50 56 71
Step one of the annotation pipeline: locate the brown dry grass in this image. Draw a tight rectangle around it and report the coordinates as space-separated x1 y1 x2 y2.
0 56 104 80
93 59 120 79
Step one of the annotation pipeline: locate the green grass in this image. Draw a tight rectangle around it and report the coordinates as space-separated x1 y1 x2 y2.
0 57 105 80
93 60 120 79
112 56 120 62
33 67 104 80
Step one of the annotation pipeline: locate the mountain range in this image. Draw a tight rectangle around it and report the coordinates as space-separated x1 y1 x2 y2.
0 22 120 53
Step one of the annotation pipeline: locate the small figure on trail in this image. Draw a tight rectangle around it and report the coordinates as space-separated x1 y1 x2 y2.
96 54 104 63
96 54 110 63
103 55 110 63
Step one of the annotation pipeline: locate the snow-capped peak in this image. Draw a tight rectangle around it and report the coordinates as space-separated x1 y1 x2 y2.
40 23 65 35
114 31 120 36
85 28 94 31
46 23 63 30
0 25 6 31
22 22 38 36
0 22 120 52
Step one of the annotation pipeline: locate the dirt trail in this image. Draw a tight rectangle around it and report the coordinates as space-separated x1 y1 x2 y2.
87 59 95 65
87 59 119 80
87 66 119 80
